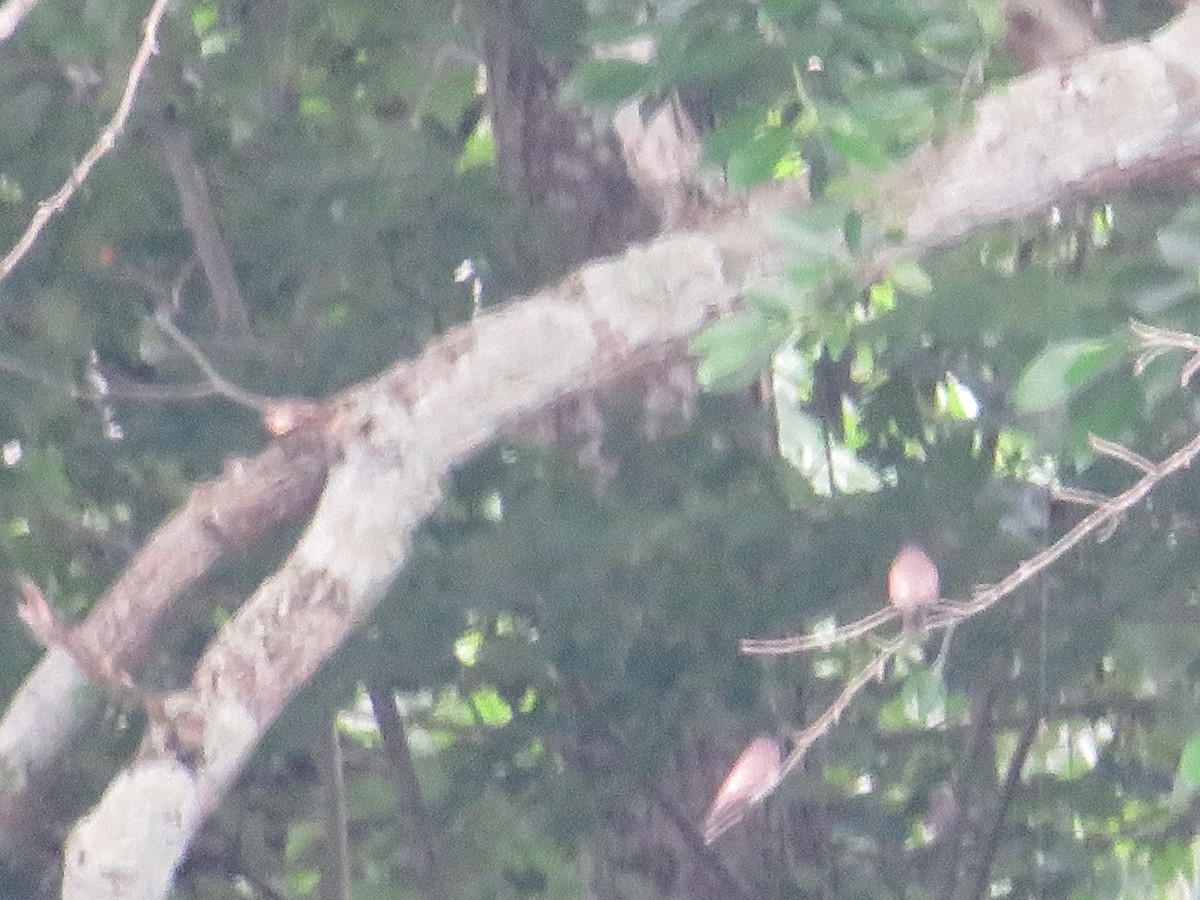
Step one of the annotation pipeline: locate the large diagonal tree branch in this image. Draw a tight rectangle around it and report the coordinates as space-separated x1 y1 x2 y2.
0 5 1192 897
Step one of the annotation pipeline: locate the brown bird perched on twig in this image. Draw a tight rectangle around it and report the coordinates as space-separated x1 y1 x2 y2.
888 545 940 632
701 736 782 844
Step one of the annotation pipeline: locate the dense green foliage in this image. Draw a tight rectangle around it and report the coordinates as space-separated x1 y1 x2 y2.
3 0 1200 898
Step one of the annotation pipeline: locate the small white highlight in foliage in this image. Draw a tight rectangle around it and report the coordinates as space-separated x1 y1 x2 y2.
2 440 21 466
935 373 980 420
480 490 504 522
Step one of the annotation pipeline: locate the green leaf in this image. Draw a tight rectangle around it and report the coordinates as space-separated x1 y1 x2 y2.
472 686 514 727
562 58 652 107
457 122 496 173
902 668 947 724
691 312 782 390
726 126 792 191
773 345 881 495
1013 339 1121 413
826 125 891 169
1176 730 1200 790
888 259 933 296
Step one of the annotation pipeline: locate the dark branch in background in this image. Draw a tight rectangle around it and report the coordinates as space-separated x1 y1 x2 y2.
641 774 757 900
368 686 451 900
316 720 351 900
965 714 1040 900
0 0 173 283
558 673 757 900
155 119 249 326
934 652 1010 899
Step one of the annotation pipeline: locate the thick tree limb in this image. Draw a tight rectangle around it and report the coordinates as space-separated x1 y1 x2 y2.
59 226 772 899
0 435 327 856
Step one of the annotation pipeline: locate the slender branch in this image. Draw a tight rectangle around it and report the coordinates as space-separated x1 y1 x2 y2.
764 419 1200 777
1088 434 1156 474
742 608 896 656
743 322 1200 808
156 121 249 326
1051 485 1108 508
151 308 274 410
779 637 906 782
0 0 174 284
0 342 235 404
947 419 1200 621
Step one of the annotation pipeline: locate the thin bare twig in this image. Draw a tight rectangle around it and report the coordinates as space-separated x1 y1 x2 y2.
741 607 897 656
156 122 249 325
767 421 1200 769
778 637 906 781
1088 434 1156 474
0 0 173 284
1129 320 1200 385
1050 485 1109 508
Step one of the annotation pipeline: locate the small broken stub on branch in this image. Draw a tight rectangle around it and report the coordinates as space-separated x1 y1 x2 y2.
15 577 62 647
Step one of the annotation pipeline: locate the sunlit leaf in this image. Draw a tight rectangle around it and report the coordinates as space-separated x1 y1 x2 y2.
726 126 792 191
691 312 782 389
774 345 881 495
472 686 513 727
1013 338 1121 413
562 58 652 107
888 259 933 296
1176 730 1200 790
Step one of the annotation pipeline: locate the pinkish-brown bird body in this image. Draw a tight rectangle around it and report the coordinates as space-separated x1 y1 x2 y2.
702 736 781 844
888 545 940 631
